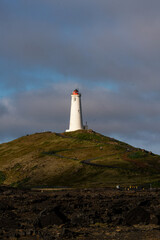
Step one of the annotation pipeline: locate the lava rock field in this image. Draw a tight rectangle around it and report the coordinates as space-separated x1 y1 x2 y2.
0 186 160 239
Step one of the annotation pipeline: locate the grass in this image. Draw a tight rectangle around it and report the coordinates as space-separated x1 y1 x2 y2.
0 171 6 184
129 151 147 159
0 130 160 188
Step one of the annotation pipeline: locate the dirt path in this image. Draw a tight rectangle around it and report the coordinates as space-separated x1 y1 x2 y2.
43 151 130 170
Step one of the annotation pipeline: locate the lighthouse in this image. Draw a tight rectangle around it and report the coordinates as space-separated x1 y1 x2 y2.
66 89 86 132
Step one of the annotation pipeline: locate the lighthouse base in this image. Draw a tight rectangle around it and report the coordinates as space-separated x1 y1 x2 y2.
65 123 88 132
65 127 84 132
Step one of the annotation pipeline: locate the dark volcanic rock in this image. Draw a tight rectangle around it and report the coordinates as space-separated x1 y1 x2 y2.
150 214 160 225
71 213 86 226
0 187 160 239
35 207 68 228
0 200 14 211
139 199 151 207
125 206 150 225
0 212 19 229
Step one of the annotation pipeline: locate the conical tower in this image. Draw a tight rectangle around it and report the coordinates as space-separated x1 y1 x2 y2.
66 89 84 132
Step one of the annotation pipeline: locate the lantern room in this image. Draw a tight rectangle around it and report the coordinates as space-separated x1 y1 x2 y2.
72 89 79 95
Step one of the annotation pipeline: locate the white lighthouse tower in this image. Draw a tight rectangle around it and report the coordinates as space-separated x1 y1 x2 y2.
66 89 85 132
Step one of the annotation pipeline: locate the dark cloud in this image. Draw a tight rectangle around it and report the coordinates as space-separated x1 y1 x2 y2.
1 0 160 89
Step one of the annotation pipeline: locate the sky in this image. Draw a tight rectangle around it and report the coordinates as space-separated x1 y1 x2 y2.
1 0 160 154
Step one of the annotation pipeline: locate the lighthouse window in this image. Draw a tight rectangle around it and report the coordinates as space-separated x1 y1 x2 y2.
74 97 76 101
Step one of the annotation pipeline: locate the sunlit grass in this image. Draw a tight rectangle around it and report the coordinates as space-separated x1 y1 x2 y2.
0 130 160 188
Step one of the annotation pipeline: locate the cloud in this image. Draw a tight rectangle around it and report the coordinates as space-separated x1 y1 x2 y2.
0 101 8 117
1 0 160 90
0 1 160 153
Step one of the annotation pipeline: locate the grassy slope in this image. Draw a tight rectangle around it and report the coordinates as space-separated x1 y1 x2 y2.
0 130 160 188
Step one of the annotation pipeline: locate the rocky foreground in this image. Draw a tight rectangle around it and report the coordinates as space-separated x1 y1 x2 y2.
0 186 160 239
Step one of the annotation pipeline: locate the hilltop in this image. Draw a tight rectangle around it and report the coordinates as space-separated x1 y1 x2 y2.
0 130 160 188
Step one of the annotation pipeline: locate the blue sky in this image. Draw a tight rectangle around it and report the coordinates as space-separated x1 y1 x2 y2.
1 0 160 154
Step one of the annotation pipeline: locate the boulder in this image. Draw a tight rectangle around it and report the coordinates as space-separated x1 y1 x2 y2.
35 207 68 228
125 206 150 225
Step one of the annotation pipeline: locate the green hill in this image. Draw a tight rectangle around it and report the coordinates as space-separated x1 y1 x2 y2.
0 130 160 188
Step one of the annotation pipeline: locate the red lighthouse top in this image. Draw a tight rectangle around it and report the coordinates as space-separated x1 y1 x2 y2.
72 89 79 95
